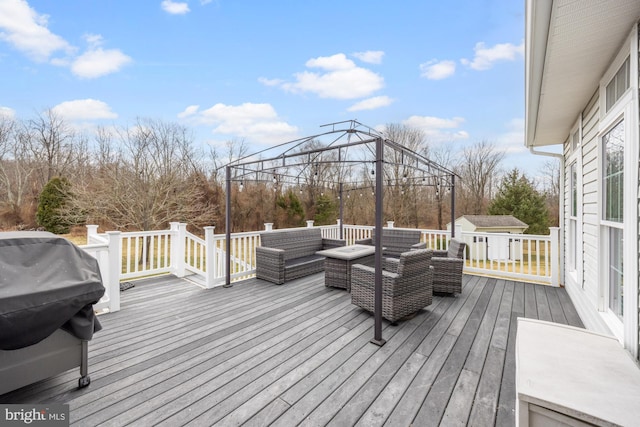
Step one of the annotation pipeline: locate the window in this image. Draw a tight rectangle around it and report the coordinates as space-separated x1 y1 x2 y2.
605 57 630 112
596 33 635 344
602 119 624 321
603 120 624 222
570 163 577 217
569 163 577 272
571 130 580 153
608 228 623 319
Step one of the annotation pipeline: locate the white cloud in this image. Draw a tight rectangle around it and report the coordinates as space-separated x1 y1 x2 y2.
0 0 73 62
258 77 283 87
461 41 524 71
352 50 384 64
71 48 132 78
0 2 131 79
178 105 200 118
0 106 16 119
52 99 117 121
305 53 354 71
404 115 464 130
279 53 384 100
183 102 299 144
403 115 469 143
161 0 190 15
348 96 393 112
420 59 456 80
70 34 132 78
83 33 104 48
495 118 527 153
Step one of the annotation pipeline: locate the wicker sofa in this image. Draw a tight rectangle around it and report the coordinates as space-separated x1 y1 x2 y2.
256 228 346 284
350 249 434 323
431 238 467 294
355 228 426 258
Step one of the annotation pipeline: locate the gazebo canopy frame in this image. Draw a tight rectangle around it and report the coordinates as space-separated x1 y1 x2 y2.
222 120 457 345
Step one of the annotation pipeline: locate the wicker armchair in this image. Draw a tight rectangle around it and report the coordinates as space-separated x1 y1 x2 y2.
350 249 433 323
431 238 466 294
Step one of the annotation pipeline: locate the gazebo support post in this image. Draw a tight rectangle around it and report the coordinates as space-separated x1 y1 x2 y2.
339 182 344 240
224 165 233 288
371 137 386 346
450 174 456 239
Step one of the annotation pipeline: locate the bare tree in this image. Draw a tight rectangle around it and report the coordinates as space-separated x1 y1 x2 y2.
539 159 561 195
292 139 339 222
540 159 561 227
207 137 250 183
429 145 455 229
26 109 78 187
69 118 214 231
381 123 428 227
455 140 504 215
0 118 38 226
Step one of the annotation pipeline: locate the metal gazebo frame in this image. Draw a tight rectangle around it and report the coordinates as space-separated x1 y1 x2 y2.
222 120 457 346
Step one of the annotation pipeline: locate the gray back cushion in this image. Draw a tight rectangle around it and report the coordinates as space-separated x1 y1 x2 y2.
260 228 323 260
372 229 422 257
447 238 466 258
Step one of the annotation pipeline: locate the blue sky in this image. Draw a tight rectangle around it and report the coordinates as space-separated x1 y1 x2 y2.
0 0 553 176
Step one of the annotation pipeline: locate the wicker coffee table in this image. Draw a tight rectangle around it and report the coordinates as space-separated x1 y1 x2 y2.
316 244 376 292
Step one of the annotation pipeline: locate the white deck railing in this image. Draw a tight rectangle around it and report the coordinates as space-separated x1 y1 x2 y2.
81 221 559 313
120 230 173 279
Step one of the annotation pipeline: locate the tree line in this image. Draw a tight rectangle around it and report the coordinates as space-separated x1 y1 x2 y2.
0 110 559 235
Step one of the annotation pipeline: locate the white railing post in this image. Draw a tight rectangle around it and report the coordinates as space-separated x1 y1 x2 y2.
106 231 121 312
204 226 216 289
387 221 394 228
550 227 560 287
306 220 314 228
86 225 99 242
170 222 186 277
264 223 273 231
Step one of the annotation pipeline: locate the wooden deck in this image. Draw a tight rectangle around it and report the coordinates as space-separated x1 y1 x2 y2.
1 273 583 426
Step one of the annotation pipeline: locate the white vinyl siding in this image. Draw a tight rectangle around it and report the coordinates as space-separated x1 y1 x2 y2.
579 92 601 307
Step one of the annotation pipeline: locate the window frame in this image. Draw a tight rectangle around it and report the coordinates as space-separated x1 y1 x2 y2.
605 56 630 112
566 118 582 286
601 119 625 225
596 28 637 343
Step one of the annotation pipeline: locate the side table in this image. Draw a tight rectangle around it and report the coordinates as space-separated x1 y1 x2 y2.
316 244 376 292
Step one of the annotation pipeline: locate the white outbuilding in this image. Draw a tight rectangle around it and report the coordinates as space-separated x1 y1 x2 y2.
447 215 528 261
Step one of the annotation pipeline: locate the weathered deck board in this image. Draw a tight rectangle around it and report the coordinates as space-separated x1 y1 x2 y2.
467 280 513 426
0 273 584 426
412 278 497 425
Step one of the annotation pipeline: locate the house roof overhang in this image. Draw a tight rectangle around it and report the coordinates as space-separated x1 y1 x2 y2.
525 0 640 147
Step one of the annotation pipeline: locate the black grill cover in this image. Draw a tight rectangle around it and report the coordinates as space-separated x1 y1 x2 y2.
0 231 105 350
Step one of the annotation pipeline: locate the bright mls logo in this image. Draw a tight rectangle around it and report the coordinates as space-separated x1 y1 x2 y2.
1 405 69 426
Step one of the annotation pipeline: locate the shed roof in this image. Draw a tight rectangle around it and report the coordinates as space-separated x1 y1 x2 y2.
458 215 528 229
